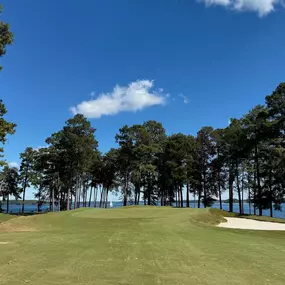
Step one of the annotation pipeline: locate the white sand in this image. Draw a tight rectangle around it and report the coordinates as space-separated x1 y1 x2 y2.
218 217 285 231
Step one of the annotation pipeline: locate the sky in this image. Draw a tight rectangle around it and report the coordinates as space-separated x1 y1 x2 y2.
1 0 285 200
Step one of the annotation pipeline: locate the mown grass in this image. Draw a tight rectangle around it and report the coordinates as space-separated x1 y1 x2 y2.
0 207 285 285
240 214 285 224
0 213 14 223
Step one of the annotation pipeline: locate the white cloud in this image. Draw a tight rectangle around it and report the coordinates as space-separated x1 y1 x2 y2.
199 0 284 16
8 162 19 168
202 0 231 6
34 145 48 151
71 80 166 118
90 91 96 98
178 94 189 104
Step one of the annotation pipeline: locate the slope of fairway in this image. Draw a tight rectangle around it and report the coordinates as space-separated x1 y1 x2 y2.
0 207 285 285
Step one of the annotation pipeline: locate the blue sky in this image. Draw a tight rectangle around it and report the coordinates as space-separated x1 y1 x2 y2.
1 0 285 199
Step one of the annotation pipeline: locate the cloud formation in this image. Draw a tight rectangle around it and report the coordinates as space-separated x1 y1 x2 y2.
71 80 166 118
178 94 189 104
8 162 19 168
199 0 284 16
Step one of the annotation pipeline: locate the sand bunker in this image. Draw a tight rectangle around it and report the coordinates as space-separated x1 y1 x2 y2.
218 217 285 231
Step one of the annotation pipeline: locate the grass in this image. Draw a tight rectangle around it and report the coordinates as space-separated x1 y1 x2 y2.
0 213 14 223
239 214 285 224
0 207 285 285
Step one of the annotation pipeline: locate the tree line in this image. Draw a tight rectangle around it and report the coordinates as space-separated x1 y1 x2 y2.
1 4 285 217
1 83 285 217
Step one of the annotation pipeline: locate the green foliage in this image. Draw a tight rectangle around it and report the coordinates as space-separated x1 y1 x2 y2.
0 4 13 70
19 147 36 213
0 166 20 213
0 5 15 165
0 100 16 165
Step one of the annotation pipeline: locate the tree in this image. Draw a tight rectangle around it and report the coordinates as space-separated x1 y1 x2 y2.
100 149 119 208
19 147 35 213
0 166 19 213
0 5 15 166
210 129 227 210
223 119 249 214
115 125 135 206
0 101 16 166
161 134 195 207
195 127 215 208
45 114 98 211
242 106 272 216
0 4 13 70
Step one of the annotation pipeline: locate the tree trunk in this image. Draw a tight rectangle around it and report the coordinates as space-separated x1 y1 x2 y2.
136 183 141 205
241 169 244 214
21 174 28 214
103 189 107 208
51 187 55 212
105 188 109 208
137 187 141 205
248 191 251 215
247 173 251 215
203 172 206 208
180 185 183 208
74 183 77 210
147 185 151 206
255 144 262 216
217 151 222 210
78 179 81 209
88 186 93 208
67 187 71 211
229 165 234 213
198 188 201 208
269 168 273 218
236 161 242 215
123 173 128 207
186 183 190 208
94 185 98 207
135 183 140 205
176 191 178 207
100 186 104 208
177 189 180 207
82 181 86 207
6 195 9 214
58 189 61 212
37 186 41 212
22 185 26 214
77 177 81 208
253 169 257 215
218 187 222 210
218 174 222 210
194 191 196 208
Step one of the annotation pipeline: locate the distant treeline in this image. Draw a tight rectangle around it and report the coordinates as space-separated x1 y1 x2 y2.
9 199 266 205
8 200 48 206
2 84 285 218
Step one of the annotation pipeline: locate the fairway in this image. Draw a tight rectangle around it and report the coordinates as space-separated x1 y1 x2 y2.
1 207 285 285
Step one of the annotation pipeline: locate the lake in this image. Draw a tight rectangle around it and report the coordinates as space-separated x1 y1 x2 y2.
1 202 284 218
